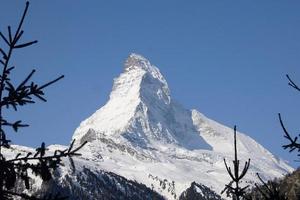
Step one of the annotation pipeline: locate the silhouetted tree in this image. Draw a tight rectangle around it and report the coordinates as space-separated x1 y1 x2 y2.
0 2 86 199
253 173 287 200
278 74 300 159
222 126 251 200
246 168 300 199
251 74 300 199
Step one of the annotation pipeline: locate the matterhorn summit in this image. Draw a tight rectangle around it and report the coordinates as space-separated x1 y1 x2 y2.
73 53 211 151
68 53 293 199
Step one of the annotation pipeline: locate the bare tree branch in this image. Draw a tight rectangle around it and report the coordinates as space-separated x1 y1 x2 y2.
286 74 300 92
278 113 300 156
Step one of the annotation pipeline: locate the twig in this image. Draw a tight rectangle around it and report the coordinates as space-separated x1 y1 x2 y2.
278 113 300 154
286 74 300 92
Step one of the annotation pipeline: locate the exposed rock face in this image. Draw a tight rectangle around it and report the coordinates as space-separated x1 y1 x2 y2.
36 168 165 200
179 182 224 200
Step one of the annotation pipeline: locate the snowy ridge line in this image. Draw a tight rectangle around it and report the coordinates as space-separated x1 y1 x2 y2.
70 53 293 199
5 53 293 199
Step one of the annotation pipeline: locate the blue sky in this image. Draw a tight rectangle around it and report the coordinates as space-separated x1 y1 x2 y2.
1 1 300 167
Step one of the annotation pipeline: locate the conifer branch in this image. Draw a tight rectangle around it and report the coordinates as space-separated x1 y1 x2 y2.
254 173 287 200
278 113 300 157
0 2 87 199
222 126 251 200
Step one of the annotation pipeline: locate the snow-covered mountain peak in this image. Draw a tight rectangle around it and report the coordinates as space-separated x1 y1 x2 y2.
62 53 292 199
124 53 159 75
124 53 150 71
110 53 170 104
72 53 211 150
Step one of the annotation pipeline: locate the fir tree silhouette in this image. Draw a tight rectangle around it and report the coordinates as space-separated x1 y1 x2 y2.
222 126 251 200
278 75 300 159
252 173 287 200
0 2 86 199
246 74 300 199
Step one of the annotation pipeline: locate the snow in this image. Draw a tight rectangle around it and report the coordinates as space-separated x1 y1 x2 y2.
72 53 211 150
70 53 293 199
5 53 294 200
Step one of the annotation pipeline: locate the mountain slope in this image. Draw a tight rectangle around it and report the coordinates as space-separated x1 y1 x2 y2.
179 182 223 200
73 53 211 151
70 53 293 199
4 145 164 200
7 53 293 199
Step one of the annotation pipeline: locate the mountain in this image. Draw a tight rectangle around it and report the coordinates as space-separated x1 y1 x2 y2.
179 182 223 200
70 53 292 199
8 53 293 199
73 53 211 150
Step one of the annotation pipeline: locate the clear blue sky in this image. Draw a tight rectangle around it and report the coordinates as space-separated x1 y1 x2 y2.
1 1 300 167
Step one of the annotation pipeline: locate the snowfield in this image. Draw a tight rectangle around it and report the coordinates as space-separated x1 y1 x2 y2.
6 53 293 199
71 53 293 199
